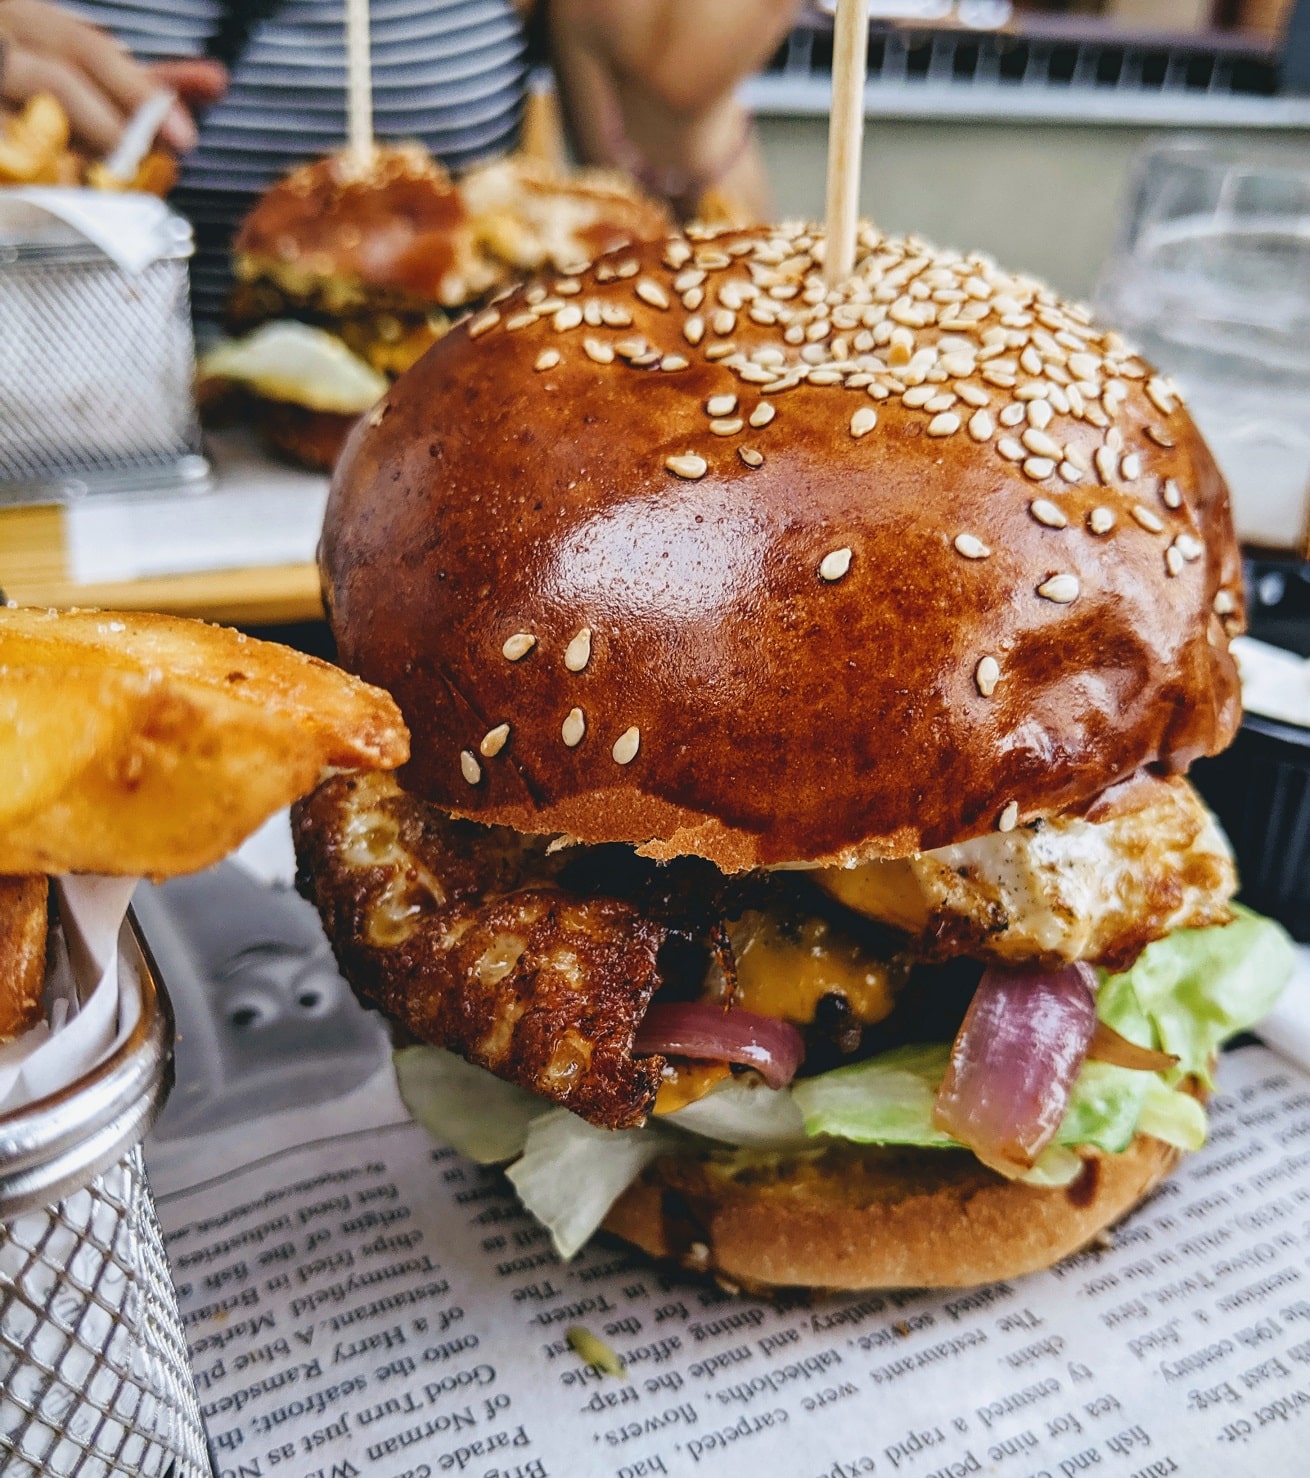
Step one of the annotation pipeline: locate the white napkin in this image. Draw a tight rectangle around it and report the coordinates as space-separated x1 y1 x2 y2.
0 877 140 1115
0 189 186 274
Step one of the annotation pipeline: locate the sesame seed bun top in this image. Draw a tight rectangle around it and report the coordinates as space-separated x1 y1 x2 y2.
320 222 1245 872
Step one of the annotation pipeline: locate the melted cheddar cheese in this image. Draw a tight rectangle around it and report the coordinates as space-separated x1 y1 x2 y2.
712 910 898 1027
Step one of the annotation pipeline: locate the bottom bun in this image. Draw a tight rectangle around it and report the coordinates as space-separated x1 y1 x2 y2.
603 1136 1180 1291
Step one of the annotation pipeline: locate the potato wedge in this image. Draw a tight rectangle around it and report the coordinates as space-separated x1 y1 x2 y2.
0 607 408 877
0 876 47 1043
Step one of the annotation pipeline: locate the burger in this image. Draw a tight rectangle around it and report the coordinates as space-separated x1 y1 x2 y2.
290 222 1293 1291
0 605 407 1058
200 147 672 469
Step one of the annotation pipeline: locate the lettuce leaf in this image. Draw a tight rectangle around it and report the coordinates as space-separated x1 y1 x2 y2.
394 1046 544 1165
1101 906 1294 1088
506 1110 674 1259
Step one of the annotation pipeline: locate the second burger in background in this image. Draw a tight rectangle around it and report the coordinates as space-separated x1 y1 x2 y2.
292 222 1293 1290
200 146 672 468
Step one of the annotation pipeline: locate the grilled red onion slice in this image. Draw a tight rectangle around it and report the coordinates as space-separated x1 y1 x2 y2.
933 961 1098 1173
634 1003 805 1091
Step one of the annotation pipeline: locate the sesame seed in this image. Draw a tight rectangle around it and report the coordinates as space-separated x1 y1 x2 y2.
564 627 593 672
1131 505 1165 533
673 268 705 294
1023 457 1056 481
998 800 1019 832
1120 452 1142 481
956 383 991 408
555 277 582 294
705 342 737 361
1022 428 1062 460
1068 352 1101 380
601 303 633 328
1037 573 1080 603
707 394 738 417
467 309 500 339
1030 498 1068 528
683 316 705 345
1162 477 1183 509
1094 445 1119 484
665 452 707 479
612 727 641 765
1088 507 1115 534
615 338 647 359
1146 378 1177 415
997 437 1025 462
903 386 935 408
749 402 775 428
1058 462 1083 484
584 338 614 364
940 353 976 378
928 412 961 437
664 241 692 269
502 632 537 660
480 723 510 758
1213 589 1237 615
583 300 603 327
738 447 764 468
851 407 878 438
710 418 744 435
999 403 1026 428
562 708 586 747
819 547 853 581
925 392 958 413
683 287 704 311
712 309 737 335
1020 346 1044 376
1176 533 1204 561
553 304 583 332
1145 426 1175 448
505 311 536 332
968 409 995 442
636 279 670 309
660 355 690 372
1027 399 1054 431
1165 546 1185 576
954 533 991 559
460 750 482 785
976 656 1001 697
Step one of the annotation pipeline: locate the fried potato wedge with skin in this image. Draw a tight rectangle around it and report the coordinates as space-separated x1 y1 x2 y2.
0 607 408 878
293 772 668 1128
0 876 47 1043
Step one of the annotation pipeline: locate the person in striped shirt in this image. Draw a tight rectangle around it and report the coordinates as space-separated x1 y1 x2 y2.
0 0 799 320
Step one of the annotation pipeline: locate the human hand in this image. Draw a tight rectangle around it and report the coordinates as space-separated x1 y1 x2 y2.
0 0 226 155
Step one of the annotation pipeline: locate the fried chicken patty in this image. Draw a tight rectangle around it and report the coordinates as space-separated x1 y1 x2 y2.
294 770 1237 1131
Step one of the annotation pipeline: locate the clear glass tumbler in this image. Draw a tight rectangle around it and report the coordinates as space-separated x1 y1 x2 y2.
1094 137 1310 553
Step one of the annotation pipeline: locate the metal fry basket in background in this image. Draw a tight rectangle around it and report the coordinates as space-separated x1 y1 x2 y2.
0 921 210 1477
0 199 210 507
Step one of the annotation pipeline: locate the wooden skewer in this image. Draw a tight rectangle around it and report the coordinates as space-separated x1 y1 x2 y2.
824 0 869 287
345 0 375 168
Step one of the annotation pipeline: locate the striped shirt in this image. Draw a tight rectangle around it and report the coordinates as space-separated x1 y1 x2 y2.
67 0 528 321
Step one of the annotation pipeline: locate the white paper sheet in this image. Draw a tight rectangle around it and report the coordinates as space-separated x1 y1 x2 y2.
63 430 328 585
152 1046 1310 1477
0 876 138 1113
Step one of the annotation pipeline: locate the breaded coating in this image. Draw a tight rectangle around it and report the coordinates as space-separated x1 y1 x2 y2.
293 772 667 1129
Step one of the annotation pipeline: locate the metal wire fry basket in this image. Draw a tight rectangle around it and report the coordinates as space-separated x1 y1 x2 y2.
0 201 209 506
0 919 210 1477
